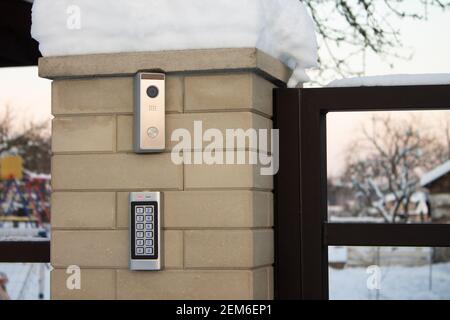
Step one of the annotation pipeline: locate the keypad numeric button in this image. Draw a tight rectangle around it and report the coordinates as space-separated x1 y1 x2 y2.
136 207 144 214
145 207 154 214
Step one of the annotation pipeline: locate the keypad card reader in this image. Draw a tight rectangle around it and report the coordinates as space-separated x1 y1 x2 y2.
129 192 163 271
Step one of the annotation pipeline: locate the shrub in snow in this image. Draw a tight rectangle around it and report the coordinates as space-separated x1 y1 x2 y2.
31 0 318 87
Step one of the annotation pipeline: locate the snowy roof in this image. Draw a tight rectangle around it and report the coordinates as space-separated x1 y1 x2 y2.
327 74 450 88
384 191 427 203
420 160 450 187
31 0 319 87
24 169 51 181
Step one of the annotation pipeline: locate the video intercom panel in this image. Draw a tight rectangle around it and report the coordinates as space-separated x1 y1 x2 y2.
129 192 163 271
134 72 166 153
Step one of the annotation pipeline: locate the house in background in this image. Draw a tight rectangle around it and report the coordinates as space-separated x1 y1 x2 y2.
327 178 355 218
421 160 450 262
329 162 450 269
421 160 450 223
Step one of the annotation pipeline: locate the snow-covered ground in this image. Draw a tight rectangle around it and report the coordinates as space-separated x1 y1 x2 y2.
330 263 450 300
3 262 449 300
0 222 50 242
0 263 51 300
328 74 450 87
31 0 318 87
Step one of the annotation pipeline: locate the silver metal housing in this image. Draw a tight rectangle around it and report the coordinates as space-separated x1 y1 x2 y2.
134 72 166 153
129 192 163 271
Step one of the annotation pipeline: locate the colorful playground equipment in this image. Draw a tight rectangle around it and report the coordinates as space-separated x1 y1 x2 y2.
0 155 50 239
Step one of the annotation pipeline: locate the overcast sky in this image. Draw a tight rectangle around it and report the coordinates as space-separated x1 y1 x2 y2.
0 2 449 176
0 67 51 130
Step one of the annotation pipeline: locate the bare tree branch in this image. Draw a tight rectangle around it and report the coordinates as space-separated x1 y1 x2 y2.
343 115 441 223
303 0 450 83
0 106 51 173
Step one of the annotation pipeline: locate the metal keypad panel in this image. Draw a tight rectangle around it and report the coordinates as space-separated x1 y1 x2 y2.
135 205 155 256
129 192 162 271
131 201 158 260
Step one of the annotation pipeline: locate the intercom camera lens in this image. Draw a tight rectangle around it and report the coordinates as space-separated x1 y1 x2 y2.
146 86 159 98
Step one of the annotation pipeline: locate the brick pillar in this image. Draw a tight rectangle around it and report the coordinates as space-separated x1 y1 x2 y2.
41 48 289 300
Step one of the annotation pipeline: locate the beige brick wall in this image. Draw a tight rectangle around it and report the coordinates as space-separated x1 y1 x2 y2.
45 49 285 300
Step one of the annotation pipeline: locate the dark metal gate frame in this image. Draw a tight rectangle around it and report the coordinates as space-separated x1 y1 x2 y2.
274 85 450 300
0 241 50 263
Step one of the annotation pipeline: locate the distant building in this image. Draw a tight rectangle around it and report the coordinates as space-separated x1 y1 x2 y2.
421 160 450 223
383 191 431 223
421 160 450 262
327 179 355 218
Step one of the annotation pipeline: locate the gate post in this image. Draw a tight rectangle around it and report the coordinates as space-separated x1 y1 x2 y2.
274 88 329 300
40 48 289 300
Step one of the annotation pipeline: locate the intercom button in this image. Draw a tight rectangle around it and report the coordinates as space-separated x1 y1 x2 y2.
136 223 144 230
136 247 144 255
145 206 154 214
145 247 154 255
147 127 159 139
145 239 153 246
145 215 153 222
136 215 144 222
136 239 144 246
145 223 153 230
145 231 153 238
136 207 144 214
136 231 144 238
